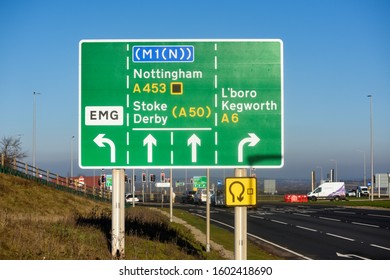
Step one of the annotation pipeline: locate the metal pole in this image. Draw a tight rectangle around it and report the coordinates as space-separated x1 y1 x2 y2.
329 159 338 182
70 136 75 178
316 166 323 185
146 169 149 202
142 169 145 202
234 168 247 260
112 169 125 258
93 169 95 188
363 151 367 187
185 169 188 191
32 92 40 168
206 168 210 252
368 95 374 201
357 150 367 187
170 168 173 222
132 168 135 208
311 170 316 192
388 174 390 198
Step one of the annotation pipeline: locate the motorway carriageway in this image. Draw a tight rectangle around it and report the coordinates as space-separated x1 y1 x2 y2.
187 203 390 260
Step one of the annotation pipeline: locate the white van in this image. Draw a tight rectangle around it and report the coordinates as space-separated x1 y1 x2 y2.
194 189 214 204
357 186 369 197
307 182 346 201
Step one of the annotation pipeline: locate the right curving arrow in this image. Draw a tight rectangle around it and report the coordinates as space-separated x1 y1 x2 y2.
238 133 260 163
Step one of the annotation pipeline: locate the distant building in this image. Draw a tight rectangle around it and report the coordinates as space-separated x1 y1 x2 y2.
264 179 276 194
376 173 390 197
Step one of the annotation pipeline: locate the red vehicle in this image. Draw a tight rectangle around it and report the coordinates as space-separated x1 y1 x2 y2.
284 194 308 203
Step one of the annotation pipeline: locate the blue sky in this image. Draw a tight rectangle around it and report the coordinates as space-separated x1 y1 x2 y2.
0 0 389 180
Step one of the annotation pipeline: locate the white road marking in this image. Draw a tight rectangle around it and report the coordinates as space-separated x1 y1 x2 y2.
271 219 288 225
194 213 312 260
368 213 390 218
320 216 341 222
334 210 356 215
249 215 265 220
352 221 379 228
293 213 311 217
296 225 318 232
326 233 355 241
370 243 390 251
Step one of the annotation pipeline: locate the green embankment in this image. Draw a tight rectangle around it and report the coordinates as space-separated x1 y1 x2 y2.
0 173 218 259
0 173 277 260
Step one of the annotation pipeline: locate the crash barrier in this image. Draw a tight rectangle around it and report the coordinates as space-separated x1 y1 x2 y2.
284 194 308 203
0 154 110 202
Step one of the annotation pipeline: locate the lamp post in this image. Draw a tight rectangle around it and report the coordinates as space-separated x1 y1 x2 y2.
71 136 75 178
357 150 367 187
32 92 41 168
367 95 374 201
316 166 323 184
329 159 338 182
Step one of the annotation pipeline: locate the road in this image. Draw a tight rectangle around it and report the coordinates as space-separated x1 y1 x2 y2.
179 202 390 260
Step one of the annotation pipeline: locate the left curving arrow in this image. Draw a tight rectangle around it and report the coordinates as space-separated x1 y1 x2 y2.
93 134 116 163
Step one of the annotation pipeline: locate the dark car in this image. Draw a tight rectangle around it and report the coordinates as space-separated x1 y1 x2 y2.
181 190 196 203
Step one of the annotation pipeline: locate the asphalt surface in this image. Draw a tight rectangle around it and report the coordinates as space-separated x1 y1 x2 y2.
179 202 390 260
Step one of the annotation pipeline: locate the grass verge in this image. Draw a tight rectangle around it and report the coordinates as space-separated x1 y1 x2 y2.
165 208 282 260
0 173 224 260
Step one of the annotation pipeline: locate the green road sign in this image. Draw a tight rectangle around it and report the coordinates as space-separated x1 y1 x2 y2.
79 39 284 169
193 176 207 189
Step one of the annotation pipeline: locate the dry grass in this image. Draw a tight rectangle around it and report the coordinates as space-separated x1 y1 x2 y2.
0 173 221 260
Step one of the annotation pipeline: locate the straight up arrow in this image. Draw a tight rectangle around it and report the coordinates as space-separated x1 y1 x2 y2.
143 134 157 163
238 133 260 163
187 134 201 163
93 134 116 163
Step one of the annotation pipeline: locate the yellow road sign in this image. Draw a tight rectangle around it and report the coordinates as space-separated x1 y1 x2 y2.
225 177 257 206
